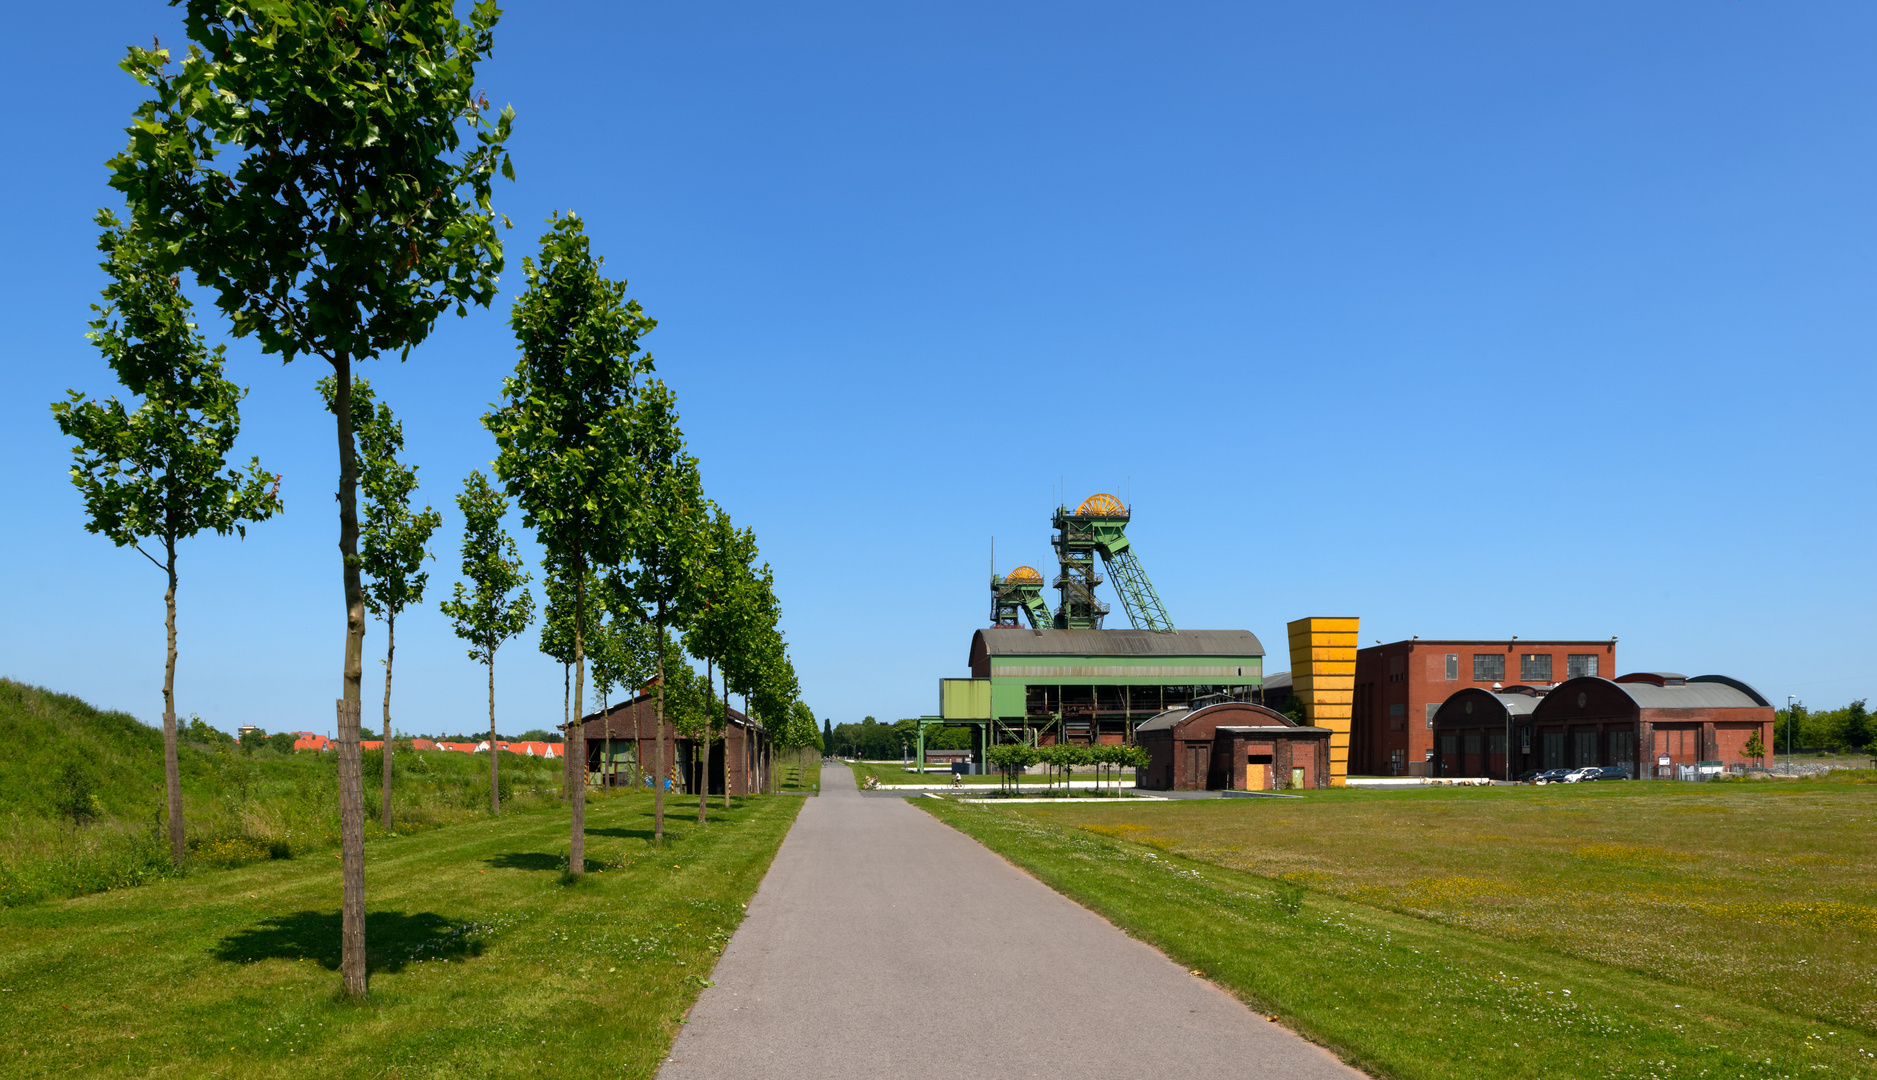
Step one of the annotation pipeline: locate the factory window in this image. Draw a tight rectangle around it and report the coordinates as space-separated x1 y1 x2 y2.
1520 654 1553 683
1389 703 1404 716
1426 702 1439 728
1568 654 1600 679
1473 654 1504 682
1445 654 1458 681
1489 732 1507 754
1389 749 1406 775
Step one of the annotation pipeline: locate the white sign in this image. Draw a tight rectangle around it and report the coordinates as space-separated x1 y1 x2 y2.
1657 756 1671 766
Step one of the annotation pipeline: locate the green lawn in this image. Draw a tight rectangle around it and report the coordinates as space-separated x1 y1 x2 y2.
922 778 1877 1080
0 790 801 1079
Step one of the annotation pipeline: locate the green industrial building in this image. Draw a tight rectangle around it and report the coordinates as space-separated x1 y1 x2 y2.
922 494 1266 766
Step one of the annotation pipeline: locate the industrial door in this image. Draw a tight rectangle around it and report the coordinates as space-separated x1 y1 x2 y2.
1247 753 1272 791
1186 743 1210 790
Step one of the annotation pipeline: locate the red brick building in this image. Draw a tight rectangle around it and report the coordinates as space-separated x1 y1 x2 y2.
1352 638 1617 776
1134 701 1331 791
1431 673 1775 779
577 691 771 795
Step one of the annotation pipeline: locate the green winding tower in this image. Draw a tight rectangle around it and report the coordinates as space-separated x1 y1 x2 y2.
1051 494 1175 632
990 566 1052 629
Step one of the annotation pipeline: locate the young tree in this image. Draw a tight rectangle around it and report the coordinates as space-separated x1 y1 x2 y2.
109 3 514 1000
742 621 800 794
51 214 280 865
485 215 655 875
685 506 762 819
319 378 441 830
438 472 534 814
610 396 710 841
1742 728 1766 768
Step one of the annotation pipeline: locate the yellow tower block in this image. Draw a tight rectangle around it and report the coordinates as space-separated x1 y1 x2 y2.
1287 617 1359 787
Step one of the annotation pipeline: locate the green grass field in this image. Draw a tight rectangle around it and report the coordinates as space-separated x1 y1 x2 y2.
0 789 801 1079
922 778 1877 1080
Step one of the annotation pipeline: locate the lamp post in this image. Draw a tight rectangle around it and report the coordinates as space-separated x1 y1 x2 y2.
1786 695 1796 773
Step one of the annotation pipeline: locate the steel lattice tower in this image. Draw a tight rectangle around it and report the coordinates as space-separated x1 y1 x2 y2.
1051 494 1175 632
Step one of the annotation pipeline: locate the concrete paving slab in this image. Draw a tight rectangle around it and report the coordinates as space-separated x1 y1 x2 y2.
658 761 1364 1079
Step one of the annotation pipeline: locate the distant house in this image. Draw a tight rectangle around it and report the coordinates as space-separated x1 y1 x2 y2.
291 733 331 752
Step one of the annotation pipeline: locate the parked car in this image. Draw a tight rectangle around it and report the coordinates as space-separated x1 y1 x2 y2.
1579 765 1629 781
1529 768 1574 784
1560 767 1603 783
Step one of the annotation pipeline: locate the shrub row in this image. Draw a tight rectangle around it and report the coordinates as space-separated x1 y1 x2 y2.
985 742 1150 795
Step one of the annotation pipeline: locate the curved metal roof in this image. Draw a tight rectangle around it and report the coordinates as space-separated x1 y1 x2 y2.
1135 701 1297 732
974 627 1265 657
1552 675 1769 710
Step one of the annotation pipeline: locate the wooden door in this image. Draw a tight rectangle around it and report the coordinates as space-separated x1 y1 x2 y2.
1247 762 1266 790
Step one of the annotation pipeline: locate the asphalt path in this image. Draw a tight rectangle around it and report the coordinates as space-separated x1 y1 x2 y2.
657 764 1363 1080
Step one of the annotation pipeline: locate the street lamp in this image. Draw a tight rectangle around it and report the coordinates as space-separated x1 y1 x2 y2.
1786 695 1796 772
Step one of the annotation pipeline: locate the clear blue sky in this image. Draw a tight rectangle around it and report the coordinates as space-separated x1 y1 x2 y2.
4 2 1872 737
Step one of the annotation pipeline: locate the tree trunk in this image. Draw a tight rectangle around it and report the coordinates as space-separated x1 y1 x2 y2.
332 352 369 1002
488 646 500 815
653 598 666 843
722 666 731 810
382 608 395 830
569 561 587 877
161 535 184 864
561 662 570 798
698 659 711 824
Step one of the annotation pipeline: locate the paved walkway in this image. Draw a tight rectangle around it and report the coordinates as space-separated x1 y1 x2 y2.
658 764 1363 1079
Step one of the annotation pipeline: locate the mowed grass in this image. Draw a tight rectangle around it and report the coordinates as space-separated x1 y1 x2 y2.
0 790 802 1079
922 780 1877 1080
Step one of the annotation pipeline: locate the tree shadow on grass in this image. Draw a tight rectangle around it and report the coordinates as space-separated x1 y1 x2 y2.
584 826 658 841
485 852 562 871
212 910 488 974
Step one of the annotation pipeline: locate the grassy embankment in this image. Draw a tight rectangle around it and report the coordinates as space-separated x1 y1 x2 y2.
0 786 802 1078
0 678 564 906
923 779 1877 1080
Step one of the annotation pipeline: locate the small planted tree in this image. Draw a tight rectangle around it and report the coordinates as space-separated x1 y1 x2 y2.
52 214 280 864
610 383 710 843
439 472 534 814
1742 728 1766 768
110 1 514 1000
319 378 441 830
486 215 654 873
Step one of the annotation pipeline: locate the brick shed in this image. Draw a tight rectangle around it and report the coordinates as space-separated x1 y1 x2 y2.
1134 701 1332 792
577 691 770 796
1517 674 1774 778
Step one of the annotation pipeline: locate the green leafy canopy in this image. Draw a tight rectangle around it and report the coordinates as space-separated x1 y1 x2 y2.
107 0 515 365
52 212 281 556
439 471 533 665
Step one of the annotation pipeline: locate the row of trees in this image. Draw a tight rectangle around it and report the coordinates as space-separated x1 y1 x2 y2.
1773 701 1871 754
823 716 974 759
55 1 812 1002
985 743 1150 795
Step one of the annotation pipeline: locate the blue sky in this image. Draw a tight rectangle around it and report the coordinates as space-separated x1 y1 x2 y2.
3 2 1872 737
